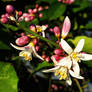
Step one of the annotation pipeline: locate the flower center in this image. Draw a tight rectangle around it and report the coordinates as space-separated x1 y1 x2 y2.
71 52 81 62
36 26 42 32
19 51 32 61
55 66 67 80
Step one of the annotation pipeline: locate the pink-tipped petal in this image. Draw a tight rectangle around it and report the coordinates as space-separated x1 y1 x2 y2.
61 16 71 39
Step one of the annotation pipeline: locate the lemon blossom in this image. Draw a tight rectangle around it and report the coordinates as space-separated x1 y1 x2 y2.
61 16 71 39
36 25 47 37
43 38 92 85
10 42 44 61
58 39 92 80
43 55 84 85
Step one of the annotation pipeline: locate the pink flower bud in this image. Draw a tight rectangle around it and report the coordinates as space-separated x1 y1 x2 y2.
6 5 14 14
58 0 62 2
62 0 74 4
38 6 43 11
33 8 38 13
28 9 33 13
32 39 38 45
49 28 53 32
20 33 25 36
5 13 10 18
18 11 22 16
23 13 29 18
45 56 50 62
25 16 31 22
39 13 43 18
54 49 64 55
61 16 71 39
42 54 47 59
1 14 6 18
53 26 60 38
29 25 36 32
45 6 49 9
51 55 64 65
35 4 39 8
35 46 40 51
16 36 30 46
0 17 8 23
51 84 58 91
30 16 35 20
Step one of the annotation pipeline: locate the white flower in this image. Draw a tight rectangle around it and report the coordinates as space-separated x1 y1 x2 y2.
36 25 47 37
43 39 92 85
43 56 83 85
59 39 92 63
10 42 44 61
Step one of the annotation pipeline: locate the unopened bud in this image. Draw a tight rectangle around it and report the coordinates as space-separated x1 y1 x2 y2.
16 36 30 46
6 5 14 14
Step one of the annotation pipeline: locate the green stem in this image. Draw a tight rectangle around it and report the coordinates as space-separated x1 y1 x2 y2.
74 78 83 92
19 26 60 48
48 77 52 92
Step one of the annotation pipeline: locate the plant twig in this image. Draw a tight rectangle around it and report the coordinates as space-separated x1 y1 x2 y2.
74 78 83 92
48 77 52 92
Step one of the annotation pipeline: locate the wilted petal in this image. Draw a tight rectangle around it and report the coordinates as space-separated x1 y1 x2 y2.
10 43 25 50
61 16 71 39
74 39 85 53
60 39 73 54
32 46 44 60
81 53 92 61
57 56 72 69
42 66 60 72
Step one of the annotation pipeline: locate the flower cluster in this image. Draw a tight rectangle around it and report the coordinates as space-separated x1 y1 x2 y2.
0 4 48 24
1 4 92 86
58 0 75 4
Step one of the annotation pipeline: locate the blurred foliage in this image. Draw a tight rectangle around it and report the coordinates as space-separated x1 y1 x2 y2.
0 62 18 92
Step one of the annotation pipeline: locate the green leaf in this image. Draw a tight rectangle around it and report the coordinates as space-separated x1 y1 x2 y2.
0 62 18 92
36 0 57 4
19 19 39 28
85 22 92 29
35 61 53 72
68 36 92 53
3 24 18 31
83 60 92 68
40 3 66 21
73 2 90 13
0 41 11 50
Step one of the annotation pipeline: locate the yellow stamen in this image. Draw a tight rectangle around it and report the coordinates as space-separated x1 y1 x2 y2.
55 66 68 80
29 42 34 47
36 26 42 32
71 52 82 62
20 52 32 61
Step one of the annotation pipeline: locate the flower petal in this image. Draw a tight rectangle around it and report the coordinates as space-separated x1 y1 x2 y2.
66 76 72 85
60 39 73 54
32 46 44 60
61 16 71 39
10 43 25 50
19 51 32 61
69 70 84 79
42 66 60 72
72 60 80 75
57 56 72 69
74 39 85 53
81 53 92 61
